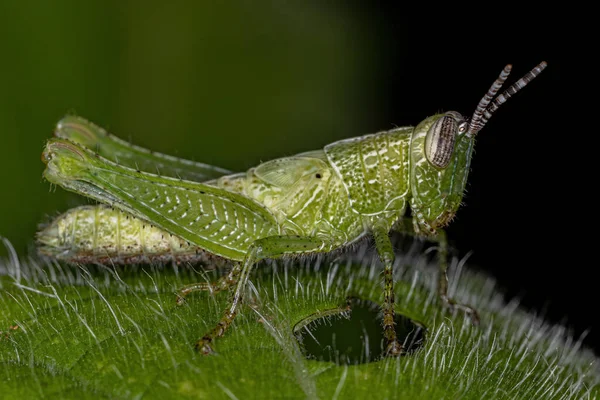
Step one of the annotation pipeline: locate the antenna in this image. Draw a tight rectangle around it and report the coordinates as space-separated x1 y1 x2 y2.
467 61 547 136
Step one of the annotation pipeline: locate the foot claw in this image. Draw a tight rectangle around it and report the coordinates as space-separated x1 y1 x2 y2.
385 340 404 357
465 308 480 326
442 296 479 325
195 339 214 355
176 295 186 306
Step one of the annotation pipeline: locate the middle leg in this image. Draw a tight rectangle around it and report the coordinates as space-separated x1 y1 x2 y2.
372 222 404 356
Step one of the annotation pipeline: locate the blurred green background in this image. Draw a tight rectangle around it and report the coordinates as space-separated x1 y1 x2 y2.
0 1 397 256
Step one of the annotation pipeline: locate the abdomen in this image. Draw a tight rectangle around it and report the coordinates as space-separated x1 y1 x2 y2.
37 205 229 267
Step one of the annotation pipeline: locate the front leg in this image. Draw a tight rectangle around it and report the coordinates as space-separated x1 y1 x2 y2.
398 218 479 324
433 229 479 324
196 235 332 354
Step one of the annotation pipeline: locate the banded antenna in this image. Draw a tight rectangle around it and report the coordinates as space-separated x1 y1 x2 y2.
467 61 547 136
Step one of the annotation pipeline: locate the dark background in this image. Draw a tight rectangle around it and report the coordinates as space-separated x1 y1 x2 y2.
0 3 577 353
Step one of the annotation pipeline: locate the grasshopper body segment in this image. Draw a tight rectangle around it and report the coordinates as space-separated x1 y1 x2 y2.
324 126 412 216
39 62 547 356
38 205 228 267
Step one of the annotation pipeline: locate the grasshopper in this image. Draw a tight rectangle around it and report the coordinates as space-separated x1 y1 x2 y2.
39 62 546 356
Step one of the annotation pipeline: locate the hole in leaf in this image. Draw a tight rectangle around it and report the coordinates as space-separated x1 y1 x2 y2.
294 297 425 364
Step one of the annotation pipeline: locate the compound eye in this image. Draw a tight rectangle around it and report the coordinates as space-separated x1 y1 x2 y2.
425 115 458 168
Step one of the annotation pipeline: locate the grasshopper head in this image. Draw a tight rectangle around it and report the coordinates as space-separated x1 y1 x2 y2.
408 112 474 234
408 62 547 235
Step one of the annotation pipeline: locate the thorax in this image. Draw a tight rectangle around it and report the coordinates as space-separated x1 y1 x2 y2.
206 126 414 242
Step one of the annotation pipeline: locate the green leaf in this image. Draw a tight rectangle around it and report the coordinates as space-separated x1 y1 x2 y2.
1 239 598 399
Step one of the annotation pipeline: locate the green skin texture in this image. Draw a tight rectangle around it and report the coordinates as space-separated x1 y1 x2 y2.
37 204 234 267
41 113 475 355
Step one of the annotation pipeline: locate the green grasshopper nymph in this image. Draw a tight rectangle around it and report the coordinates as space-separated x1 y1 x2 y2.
39 62 547 356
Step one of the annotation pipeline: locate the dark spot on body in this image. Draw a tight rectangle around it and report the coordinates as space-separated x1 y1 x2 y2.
315 173 322 179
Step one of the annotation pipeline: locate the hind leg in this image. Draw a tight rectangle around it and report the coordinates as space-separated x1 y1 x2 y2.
176 263 242 305
195 235 331 354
